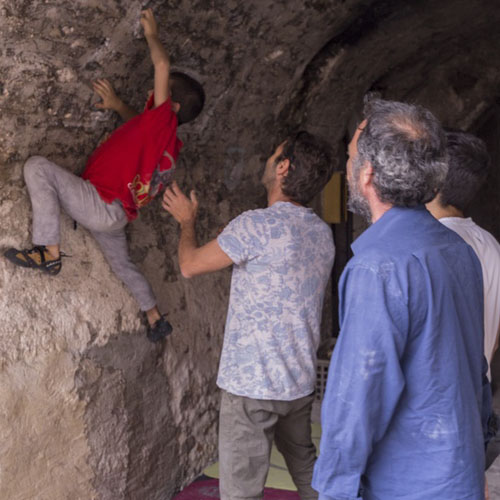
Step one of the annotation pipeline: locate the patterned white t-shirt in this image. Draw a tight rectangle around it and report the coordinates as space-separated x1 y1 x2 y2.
217 201 335 400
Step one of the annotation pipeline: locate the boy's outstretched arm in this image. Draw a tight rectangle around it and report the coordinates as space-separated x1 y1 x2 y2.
93 79 139 121
141 9 170 109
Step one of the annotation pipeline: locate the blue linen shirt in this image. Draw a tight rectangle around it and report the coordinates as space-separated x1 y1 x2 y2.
217 201 335 400
313 206 489 500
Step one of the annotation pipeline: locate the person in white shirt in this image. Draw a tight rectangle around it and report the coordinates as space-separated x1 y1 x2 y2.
427 130 500 377
427 130 500 498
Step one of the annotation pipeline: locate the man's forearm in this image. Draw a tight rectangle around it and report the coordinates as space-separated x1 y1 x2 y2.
145 34 170 68
178 221 198 278
482 355 493 446
493 323 500 355
163 182 234 277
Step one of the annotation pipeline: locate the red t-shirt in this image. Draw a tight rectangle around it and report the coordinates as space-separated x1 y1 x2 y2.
82 95 183 221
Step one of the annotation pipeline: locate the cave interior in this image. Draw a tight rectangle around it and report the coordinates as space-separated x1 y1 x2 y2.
1 0 500 498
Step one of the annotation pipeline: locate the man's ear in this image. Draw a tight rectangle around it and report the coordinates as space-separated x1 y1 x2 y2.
425 192 444 214
276 158 290 178
359 162 373 187
358 162 374 196
172 102 181 114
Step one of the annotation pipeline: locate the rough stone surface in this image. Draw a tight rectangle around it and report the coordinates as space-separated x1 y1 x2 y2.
1 0 500 498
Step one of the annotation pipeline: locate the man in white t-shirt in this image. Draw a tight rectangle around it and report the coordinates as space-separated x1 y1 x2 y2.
427 130 500 378
162 131 335 499
427 130 500 498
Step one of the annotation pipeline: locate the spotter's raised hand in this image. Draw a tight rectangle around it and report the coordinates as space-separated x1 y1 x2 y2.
162 181 199 225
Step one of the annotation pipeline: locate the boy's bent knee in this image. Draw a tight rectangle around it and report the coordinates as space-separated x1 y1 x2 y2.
24 156 49 181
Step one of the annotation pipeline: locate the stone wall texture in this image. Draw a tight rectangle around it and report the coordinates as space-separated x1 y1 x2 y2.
1 0 500 498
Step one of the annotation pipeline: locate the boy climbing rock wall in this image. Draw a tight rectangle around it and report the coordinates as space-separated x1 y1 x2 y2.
5 9 204 342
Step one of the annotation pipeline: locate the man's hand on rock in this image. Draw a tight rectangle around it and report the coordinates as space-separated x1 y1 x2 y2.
162 181 199 226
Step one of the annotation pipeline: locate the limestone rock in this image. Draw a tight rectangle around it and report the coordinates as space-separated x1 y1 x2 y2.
1 0 500 498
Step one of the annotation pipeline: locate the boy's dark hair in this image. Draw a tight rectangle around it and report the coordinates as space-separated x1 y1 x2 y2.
170 72 205 125
439 130 490 212
277 131 335 205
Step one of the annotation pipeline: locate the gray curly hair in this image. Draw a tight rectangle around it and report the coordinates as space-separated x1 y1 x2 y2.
355 99 448 206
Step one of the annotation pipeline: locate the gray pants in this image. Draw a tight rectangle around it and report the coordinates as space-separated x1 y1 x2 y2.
23 156 156 311
219 390 318 500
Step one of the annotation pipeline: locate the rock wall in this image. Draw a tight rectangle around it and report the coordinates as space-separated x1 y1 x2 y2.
1 1 341 497
1 0 500 498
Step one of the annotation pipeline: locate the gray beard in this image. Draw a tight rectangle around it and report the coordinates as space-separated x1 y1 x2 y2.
347 179 372 223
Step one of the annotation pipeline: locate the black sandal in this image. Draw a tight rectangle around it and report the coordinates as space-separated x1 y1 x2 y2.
147 314 173 343
4 246 65 276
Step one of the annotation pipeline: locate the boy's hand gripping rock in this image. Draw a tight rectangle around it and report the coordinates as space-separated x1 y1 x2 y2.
140 8 159 37
93 79 123 112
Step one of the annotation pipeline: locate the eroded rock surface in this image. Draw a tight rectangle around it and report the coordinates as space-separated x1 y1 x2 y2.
1 0 500 498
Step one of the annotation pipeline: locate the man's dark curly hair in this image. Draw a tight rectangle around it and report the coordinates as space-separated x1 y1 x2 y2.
276 131 336 205
438 130 490 212
170 72 205 125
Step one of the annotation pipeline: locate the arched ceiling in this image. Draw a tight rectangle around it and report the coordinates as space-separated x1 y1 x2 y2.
293 0 500 146
2 0 499 181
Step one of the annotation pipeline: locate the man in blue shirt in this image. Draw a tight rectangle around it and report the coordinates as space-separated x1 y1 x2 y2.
313 99 491 500
163 131 335 499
